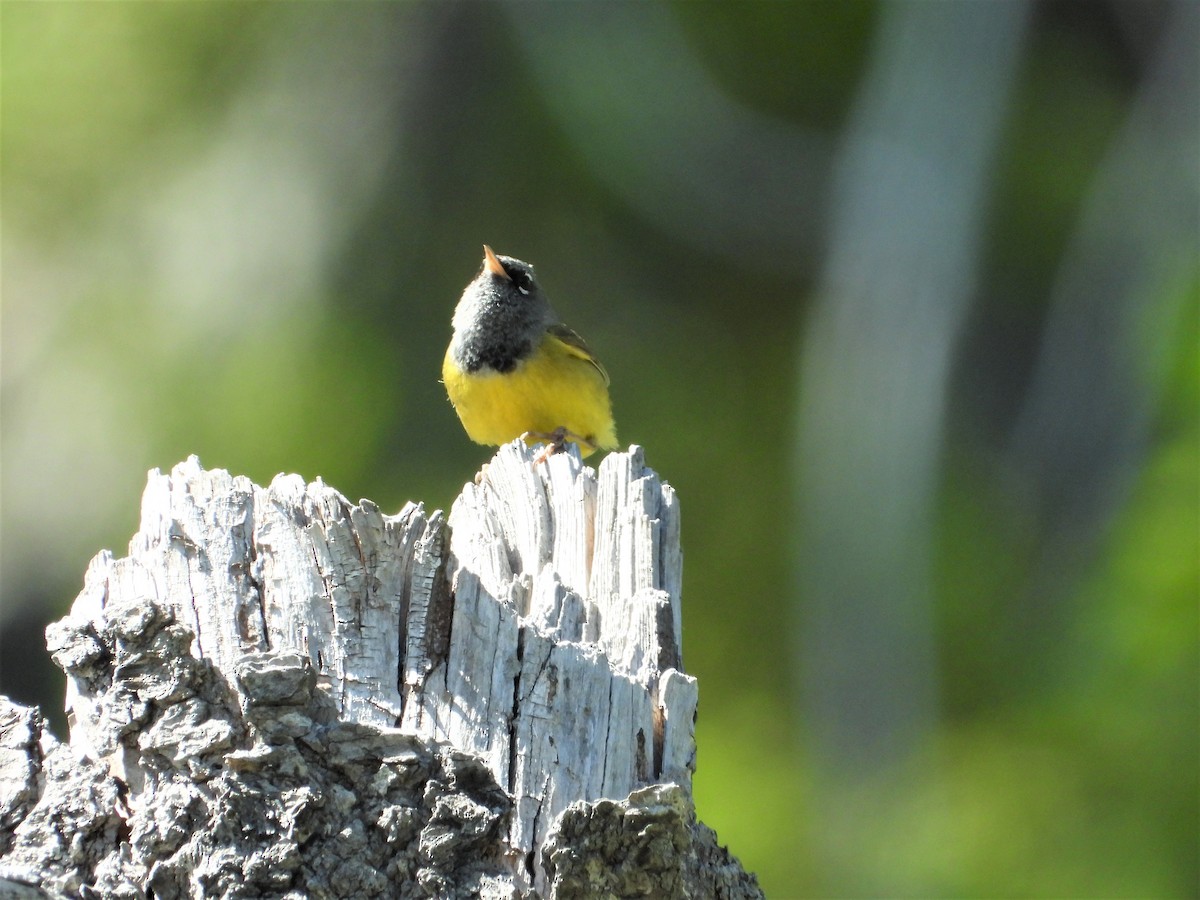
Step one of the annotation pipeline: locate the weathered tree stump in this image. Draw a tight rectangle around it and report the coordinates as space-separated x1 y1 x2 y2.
0 443 762 898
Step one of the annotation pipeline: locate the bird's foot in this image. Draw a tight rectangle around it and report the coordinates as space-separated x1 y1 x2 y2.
522 427 591 465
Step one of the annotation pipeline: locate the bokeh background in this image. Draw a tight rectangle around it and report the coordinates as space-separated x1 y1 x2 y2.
3 1 1197 896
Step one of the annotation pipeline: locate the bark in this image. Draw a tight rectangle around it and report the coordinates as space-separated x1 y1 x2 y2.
0 443 761 899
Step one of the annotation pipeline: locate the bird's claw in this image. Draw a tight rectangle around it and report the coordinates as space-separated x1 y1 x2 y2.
523 427 590 465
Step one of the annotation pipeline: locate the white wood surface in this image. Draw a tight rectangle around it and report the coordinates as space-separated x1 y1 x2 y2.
60 442 696 891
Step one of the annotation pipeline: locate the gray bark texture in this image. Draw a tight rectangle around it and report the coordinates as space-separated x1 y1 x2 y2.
0 444 762 899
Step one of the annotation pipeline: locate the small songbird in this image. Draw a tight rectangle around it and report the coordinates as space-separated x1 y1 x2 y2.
442 246 618 457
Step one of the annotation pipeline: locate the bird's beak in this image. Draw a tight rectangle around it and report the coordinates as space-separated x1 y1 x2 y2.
483 245 511 280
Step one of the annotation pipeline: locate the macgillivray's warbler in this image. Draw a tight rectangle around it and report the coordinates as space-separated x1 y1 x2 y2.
443 246 617 457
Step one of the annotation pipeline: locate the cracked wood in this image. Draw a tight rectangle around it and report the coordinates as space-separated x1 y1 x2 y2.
57 442 697 896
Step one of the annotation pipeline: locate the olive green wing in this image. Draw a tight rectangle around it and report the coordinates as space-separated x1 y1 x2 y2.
547 323 610 386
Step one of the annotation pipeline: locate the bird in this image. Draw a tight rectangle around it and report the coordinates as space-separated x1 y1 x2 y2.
442 245 617 458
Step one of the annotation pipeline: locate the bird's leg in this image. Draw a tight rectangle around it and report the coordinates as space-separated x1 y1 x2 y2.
525 427 569 465
522 427 593 464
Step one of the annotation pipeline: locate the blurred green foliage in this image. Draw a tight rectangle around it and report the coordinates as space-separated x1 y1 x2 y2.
2 2 1196 896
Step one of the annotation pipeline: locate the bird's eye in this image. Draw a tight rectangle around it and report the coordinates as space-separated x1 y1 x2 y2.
510 271 533 294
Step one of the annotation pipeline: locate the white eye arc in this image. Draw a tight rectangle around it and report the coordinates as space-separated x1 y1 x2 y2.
518 287 529 295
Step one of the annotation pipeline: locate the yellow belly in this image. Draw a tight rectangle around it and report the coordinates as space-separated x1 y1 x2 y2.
442 336 617 456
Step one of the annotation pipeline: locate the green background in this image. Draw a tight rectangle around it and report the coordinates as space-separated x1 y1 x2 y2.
2 2 1196 896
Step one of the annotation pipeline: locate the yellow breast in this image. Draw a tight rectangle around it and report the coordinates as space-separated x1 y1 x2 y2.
443 334 617 456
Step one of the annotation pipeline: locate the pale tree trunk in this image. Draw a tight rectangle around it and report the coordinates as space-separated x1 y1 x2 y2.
0 444 761 899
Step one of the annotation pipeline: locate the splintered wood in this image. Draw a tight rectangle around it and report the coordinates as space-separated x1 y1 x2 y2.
65 442 696 884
